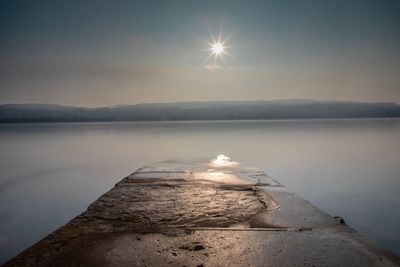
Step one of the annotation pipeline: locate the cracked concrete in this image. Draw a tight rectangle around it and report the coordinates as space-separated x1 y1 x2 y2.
3 162 400 267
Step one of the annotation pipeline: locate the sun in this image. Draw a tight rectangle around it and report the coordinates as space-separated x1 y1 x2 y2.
211 42 225 56
205 37 232 64
197 21 235 65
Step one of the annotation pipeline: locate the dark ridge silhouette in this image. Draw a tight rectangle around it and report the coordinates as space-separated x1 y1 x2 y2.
1 100 400 123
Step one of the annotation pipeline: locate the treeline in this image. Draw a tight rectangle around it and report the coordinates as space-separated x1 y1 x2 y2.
1 100 400 123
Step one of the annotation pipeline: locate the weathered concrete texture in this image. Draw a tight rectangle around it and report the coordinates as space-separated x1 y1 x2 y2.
3 162 400 267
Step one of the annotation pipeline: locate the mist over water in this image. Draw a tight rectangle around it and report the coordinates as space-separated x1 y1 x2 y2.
0 119 399 263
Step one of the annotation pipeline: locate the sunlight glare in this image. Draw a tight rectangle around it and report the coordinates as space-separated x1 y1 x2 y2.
209 154 239 167
211 42 224 56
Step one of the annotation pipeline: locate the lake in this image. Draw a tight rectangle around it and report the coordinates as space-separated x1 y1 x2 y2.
0 119 399 263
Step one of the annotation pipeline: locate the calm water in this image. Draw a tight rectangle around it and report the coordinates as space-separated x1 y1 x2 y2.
0 119 399 263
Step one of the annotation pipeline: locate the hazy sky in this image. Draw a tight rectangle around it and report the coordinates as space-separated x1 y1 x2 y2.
0 0 399 106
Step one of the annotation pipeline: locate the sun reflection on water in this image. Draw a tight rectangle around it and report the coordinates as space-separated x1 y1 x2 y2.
209 154 239 168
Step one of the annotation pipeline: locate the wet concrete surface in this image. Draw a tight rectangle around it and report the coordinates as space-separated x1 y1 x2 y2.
3 162 400 266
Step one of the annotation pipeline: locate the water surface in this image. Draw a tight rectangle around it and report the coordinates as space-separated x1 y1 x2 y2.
0 119 399 263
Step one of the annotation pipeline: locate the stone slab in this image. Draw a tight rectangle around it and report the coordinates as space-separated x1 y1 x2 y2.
3 162 400 267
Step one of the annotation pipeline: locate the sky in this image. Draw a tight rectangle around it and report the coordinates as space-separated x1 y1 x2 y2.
0 0 399 106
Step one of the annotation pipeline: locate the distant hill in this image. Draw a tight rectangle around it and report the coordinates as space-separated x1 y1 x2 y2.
1 100 400 123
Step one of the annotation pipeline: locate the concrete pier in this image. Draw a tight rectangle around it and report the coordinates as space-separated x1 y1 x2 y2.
4 162 400 266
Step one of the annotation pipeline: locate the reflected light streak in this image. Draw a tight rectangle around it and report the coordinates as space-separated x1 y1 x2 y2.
209 154 239 167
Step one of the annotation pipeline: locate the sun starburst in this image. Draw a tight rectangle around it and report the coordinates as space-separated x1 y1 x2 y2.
197 22 235 66
211 42 225 56
204 36 232 64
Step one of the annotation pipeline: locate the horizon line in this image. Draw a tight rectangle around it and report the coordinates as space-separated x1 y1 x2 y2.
1 98 399 109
